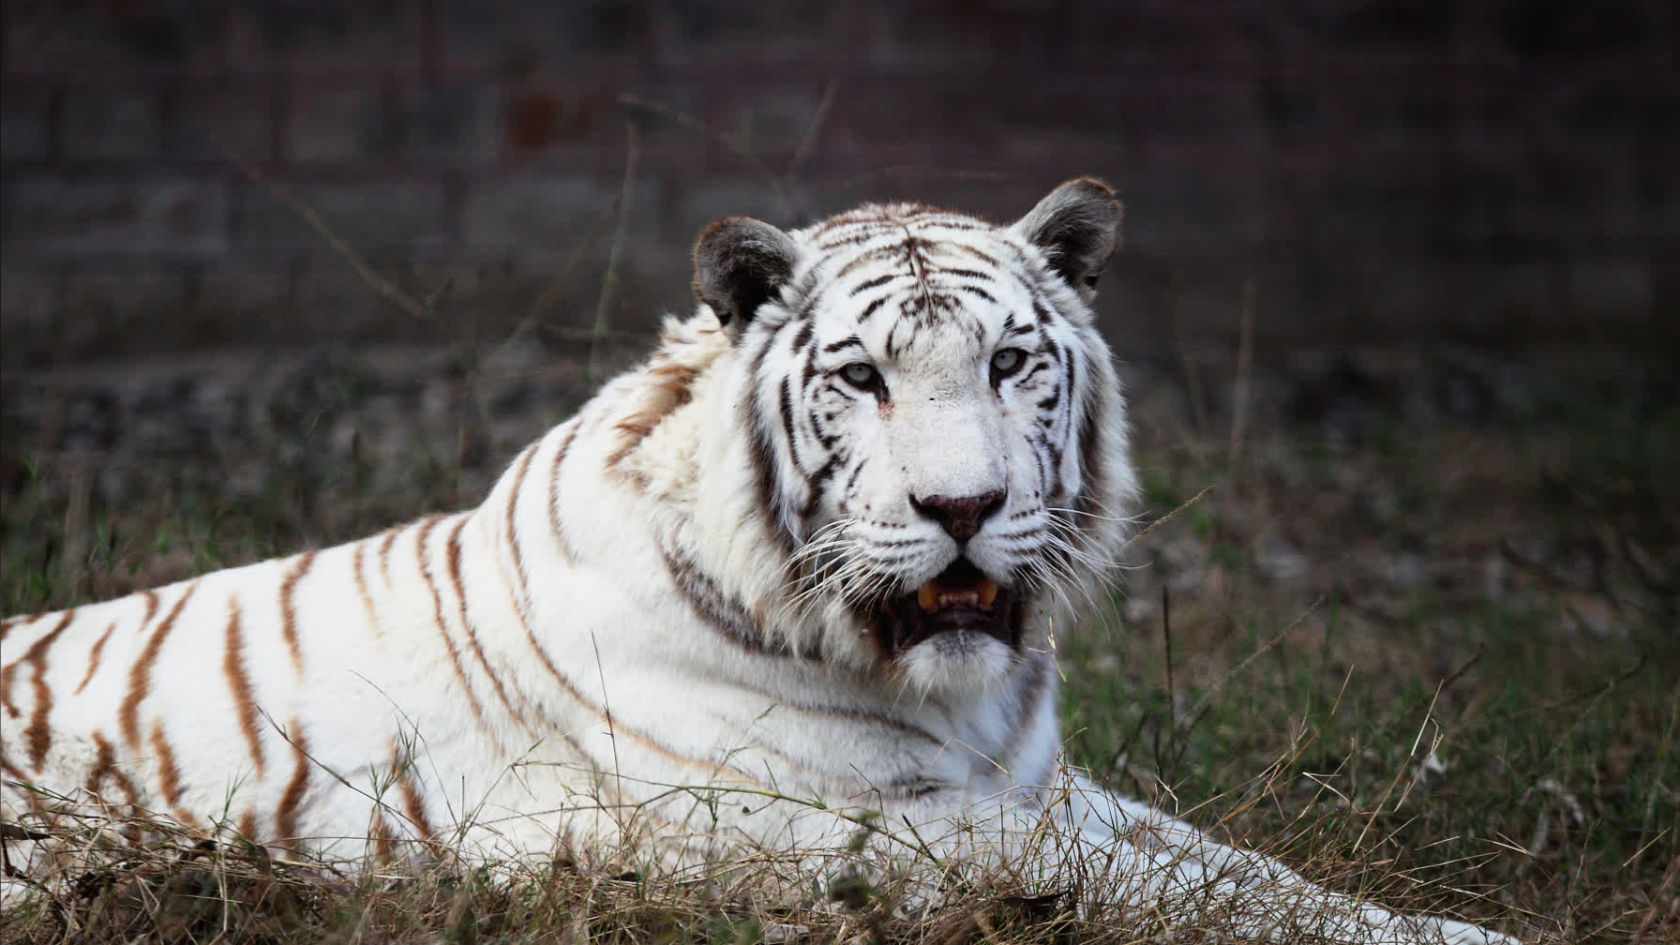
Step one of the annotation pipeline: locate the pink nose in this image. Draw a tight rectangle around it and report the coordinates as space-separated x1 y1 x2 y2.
910 490 1006 542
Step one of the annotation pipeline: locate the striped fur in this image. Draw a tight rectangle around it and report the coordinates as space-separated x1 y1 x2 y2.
0 180 1514 943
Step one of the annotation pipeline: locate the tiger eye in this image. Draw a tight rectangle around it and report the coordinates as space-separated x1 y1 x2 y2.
990 348 1025 377
842 362 880 389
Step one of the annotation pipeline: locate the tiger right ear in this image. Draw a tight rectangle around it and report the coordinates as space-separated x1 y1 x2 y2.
1011 177 1123 302
692 216 801 338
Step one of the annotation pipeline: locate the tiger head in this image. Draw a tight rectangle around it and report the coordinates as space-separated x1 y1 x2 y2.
691 178 1136 696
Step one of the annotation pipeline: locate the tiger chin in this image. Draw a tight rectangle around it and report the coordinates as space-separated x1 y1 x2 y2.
1 180 1519 943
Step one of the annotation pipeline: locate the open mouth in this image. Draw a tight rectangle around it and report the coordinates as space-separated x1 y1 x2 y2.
874 558 1021 657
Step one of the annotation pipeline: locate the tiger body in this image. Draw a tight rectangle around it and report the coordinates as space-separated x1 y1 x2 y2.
2 181 1517 943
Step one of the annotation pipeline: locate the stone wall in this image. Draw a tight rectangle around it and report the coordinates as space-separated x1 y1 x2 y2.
2 0 1674 368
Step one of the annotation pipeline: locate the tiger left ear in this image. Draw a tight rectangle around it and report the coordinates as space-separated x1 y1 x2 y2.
692 216 801 339
1011 177 1123 301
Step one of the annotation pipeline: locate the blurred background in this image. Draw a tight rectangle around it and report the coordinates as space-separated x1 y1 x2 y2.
1 0 1674 363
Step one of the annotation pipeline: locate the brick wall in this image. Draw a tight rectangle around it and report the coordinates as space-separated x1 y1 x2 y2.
2 0 1674 368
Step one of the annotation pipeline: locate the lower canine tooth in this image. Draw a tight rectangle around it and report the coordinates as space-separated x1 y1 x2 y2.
978 579 999 607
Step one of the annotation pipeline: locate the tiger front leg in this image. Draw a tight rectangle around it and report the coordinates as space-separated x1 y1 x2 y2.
1054 776 1523 944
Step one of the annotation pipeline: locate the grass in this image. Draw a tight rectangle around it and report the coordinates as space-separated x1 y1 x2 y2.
1 340 1674 944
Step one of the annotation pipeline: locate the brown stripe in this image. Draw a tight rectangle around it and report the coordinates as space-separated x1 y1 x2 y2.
446 517 527 728
275 717 310 843
2 615 45 715
0 614 34 642
23 609 77 768
658 538 791 658
0 746 27 784
87 731 140 806
503 443 538 615
606 359 698 470
414 516 489 729
223 598 265 777
378 526 402 588
277 551 318 676
768 695 946 748
2 611 64 717
149 720 184 808
75 620 119 694
547 421 581 563
396 754 433 841
370 809 395 861
85 731 142 843
238 809 258 841
120 584 197 751
351 539 380 641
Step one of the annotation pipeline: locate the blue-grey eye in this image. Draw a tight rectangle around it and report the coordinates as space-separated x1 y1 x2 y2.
842 362 880 389
990 348 1026 378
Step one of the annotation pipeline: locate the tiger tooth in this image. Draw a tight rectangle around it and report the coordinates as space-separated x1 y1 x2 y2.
938 590 979 608
917 582 939 612
978 579 999 608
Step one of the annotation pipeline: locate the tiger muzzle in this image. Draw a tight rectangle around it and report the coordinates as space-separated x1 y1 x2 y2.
875 557 1021 656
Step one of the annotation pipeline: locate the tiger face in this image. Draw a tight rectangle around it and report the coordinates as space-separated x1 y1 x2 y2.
694 179 1135 694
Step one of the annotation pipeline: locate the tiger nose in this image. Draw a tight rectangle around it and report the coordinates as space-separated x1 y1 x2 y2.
910 490 1006 542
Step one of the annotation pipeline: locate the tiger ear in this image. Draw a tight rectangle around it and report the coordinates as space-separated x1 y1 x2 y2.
692 216 801 338
1011 177 1123 301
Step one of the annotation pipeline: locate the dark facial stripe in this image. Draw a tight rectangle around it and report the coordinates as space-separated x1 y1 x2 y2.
849 274 895 296
278 551 319 676
945 244 1001 267
777 375 807 475
414 515 491 731
857 296 888 323
224 598 265 778
841 454 867 499
75 620 118 695
446 517 528 729
791 319 815 353
121 583 198 751
743 339 796 551
23 609 76 769
822 335 865 355
275 717 310 844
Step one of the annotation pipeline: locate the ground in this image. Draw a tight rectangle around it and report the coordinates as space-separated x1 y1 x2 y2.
1 336 1674 943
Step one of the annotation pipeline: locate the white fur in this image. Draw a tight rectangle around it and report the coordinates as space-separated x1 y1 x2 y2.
0 186 1518 943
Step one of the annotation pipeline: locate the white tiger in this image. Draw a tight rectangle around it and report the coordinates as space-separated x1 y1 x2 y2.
1 179 1519 942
